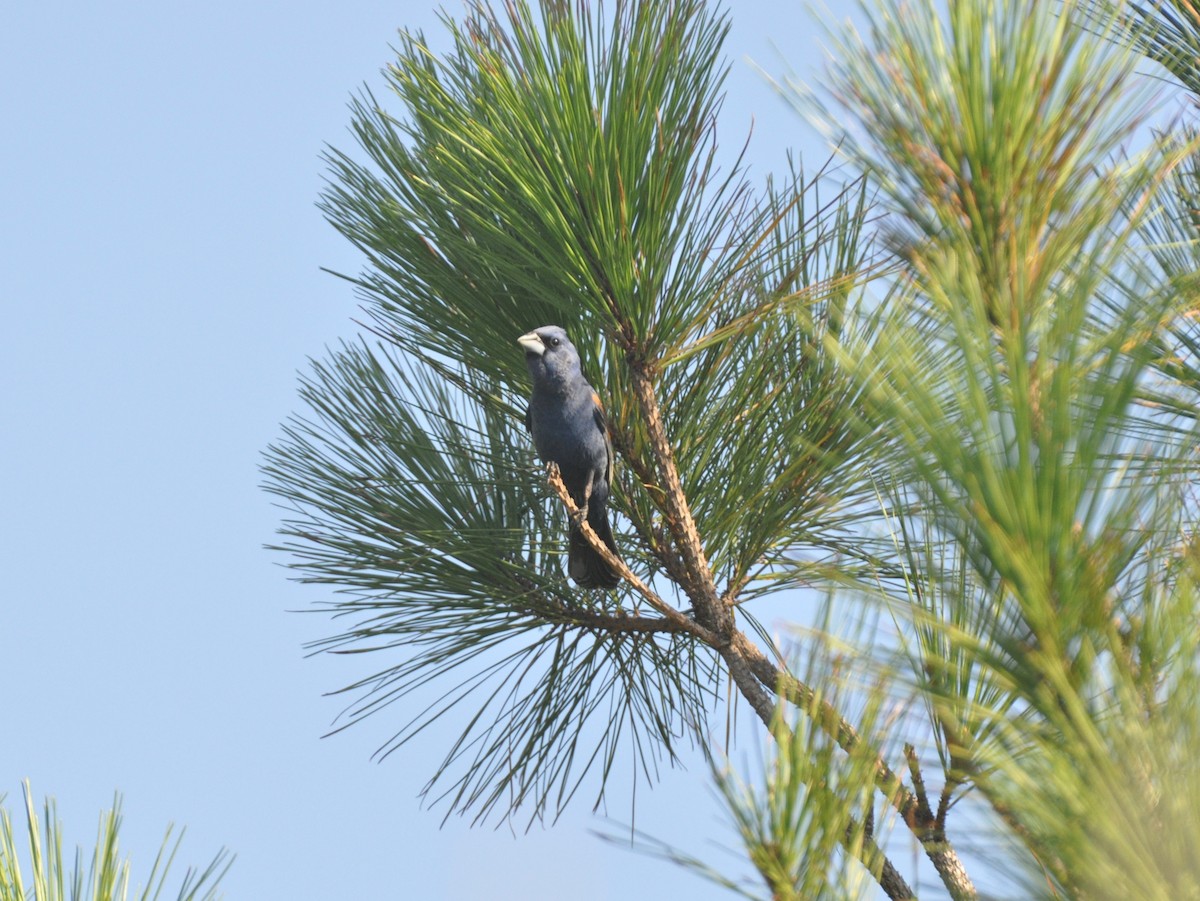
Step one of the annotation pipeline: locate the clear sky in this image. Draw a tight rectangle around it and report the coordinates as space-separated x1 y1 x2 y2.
3 2 859 897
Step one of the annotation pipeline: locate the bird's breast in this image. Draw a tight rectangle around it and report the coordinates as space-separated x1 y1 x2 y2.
527 392 604 485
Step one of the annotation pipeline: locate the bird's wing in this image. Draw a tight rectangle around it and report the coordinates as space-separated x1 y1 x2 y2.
523 404 532 434
591 390 614 486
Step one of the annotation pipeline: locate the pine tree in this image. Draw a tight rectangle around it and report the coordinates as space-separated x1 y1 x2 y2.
264 1 1200 896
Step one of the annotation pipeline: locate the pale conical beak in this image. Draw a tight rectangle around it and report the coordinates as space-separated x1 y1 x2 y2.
517 331 545 356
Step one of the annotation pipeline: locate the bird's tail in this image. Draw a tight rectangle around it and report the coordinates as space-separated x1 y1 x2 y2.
568 503 621 590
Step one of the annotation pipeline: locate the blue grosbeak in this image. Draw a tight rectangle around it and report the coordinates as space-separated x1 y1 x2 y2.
518 326 621 589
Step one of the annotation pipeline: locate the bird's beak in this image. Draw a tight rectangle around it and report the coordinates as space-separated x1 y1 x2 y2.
517 331 545 356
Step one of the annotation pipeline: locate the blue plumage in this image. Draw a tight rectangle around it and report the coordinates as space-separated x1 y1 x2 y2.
518 326 621 589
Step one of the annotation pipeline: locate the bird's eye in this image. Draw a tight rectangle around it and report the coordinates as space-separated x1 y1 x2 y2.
549 337 560 347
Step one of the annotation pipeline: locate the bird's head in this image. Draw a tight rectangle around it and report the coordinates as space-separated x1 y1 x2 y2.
518 325 582 388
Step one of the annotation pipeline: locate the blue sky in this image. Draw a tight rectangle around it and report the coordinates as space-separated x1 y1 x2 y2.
3 2 858 897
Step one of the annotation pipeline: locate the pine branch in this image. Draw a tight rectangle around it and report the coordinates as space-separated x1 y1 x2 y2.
553 366 925 897
604 351 949 899
734 632 979 901
626 362 779 725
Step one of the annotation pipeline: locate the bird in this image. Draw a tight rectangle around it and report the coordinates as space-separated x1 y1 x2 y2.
518 325 621 589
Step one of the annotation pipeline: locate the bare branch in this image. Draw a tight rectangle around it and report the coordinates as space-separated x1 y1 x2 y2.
904 743 936 830
544 463 717 645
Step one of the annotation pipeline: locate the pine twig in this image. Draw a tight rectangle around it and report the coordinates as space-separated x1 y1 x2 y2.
544 464 716 645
